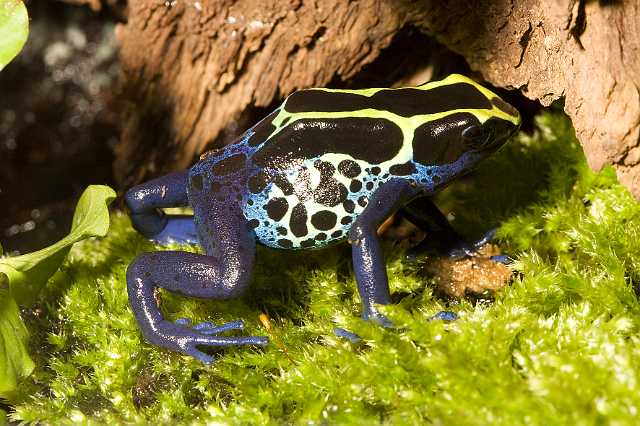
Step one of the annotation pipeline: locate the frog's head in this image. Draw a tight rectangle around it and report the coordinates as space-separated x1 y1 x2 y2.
412 74 521 179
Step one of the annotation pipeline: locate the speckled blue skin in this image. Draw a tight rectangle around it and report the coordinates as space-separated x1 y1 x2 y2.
125 74 521 363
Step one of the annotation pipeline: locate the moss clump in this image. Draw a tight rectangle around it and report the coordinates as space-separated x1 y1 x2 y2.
9 112 640 424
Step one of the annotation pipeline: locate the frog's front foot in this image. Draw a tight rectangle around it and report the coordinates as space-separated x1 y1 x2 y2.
151 318 268 364
406 228 507 263
362 308 394 329
446 228 497 259
333 310 393 344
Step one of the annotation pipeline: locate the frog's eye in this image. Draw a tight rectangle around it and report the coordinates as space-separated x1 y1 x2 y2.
462 124 490 148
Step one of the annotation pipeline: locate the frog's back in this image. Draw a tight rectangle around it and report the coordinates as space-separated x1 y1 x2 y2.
238 88 423 250
240 110 390 250
210 75 516 250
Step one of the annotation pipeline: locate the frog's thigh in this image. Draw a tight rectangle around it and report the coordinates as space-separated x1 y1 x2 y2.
126 186 259 359
126 249 264 362
349 179 420 322
125 170 189 237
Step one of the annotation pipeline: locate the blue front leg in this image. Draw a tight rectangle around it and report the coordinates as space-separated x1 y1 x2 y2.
125 170 198 245
402 197 499 261
349 179 421 326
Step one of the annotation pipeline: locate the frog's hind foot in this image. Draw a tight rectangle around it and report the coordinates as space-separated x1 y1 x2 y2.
175 318 246 334
126 242 266 363
153 319 268 364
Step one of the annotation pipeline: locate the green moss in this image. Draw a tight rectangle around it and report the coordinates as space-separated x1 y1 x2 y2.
10 111 640 424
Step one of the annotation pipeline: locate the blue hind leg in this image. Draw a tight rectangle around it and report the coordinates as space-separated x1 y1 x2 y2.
125 170 198 245
126 176 268 363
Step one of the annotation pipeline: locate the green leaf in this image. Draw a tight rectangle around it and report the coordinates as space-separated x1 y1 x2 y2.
0 272 33 399
0 185 116 305
0 0 29 71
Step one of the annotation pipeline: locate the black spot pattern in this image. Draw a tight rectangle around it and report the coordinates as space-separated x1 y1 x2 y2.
248 219 260 229
389 162 417 176
248 171 269 194
338 160 361 178
284 83 492 117
265 197 288 221
276 226 288 235
311 210 337 230
300 238 315 248
341 216 352 225
211 153 246 176
315 233 327 241
349 180 362 192
358 196 368 207
331 230 343 238
272 174 294 195
314 160 335 175
290 204 308 237
278 239 293 248
248 169 299 198
190 174 203 191
309 160 346 206
315 181 348 207
343 200 355 213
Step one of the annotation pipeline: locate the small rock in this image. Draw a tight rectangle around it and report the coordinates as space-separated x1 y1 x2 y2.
425 244 513 298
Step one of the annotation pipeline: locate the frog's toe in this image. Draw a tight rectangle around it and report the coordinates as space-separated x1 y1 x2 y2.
446 244 477 260
334 327 362 343
472 228 497 250
187 348 215 364
363 310 394 329
447 228 499 259
150 320 268 363
490 254 513 265
428 310 458 322
175 317 192 326
185 334 270 364
193 320 245 335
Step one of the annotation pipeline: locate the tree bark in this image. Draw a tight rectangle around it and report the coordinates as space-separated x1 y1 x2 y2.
114 0 640 198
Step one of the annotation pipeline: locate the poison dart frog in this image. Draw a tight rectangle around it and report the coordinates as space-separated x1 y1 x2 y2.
125 74 521 363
